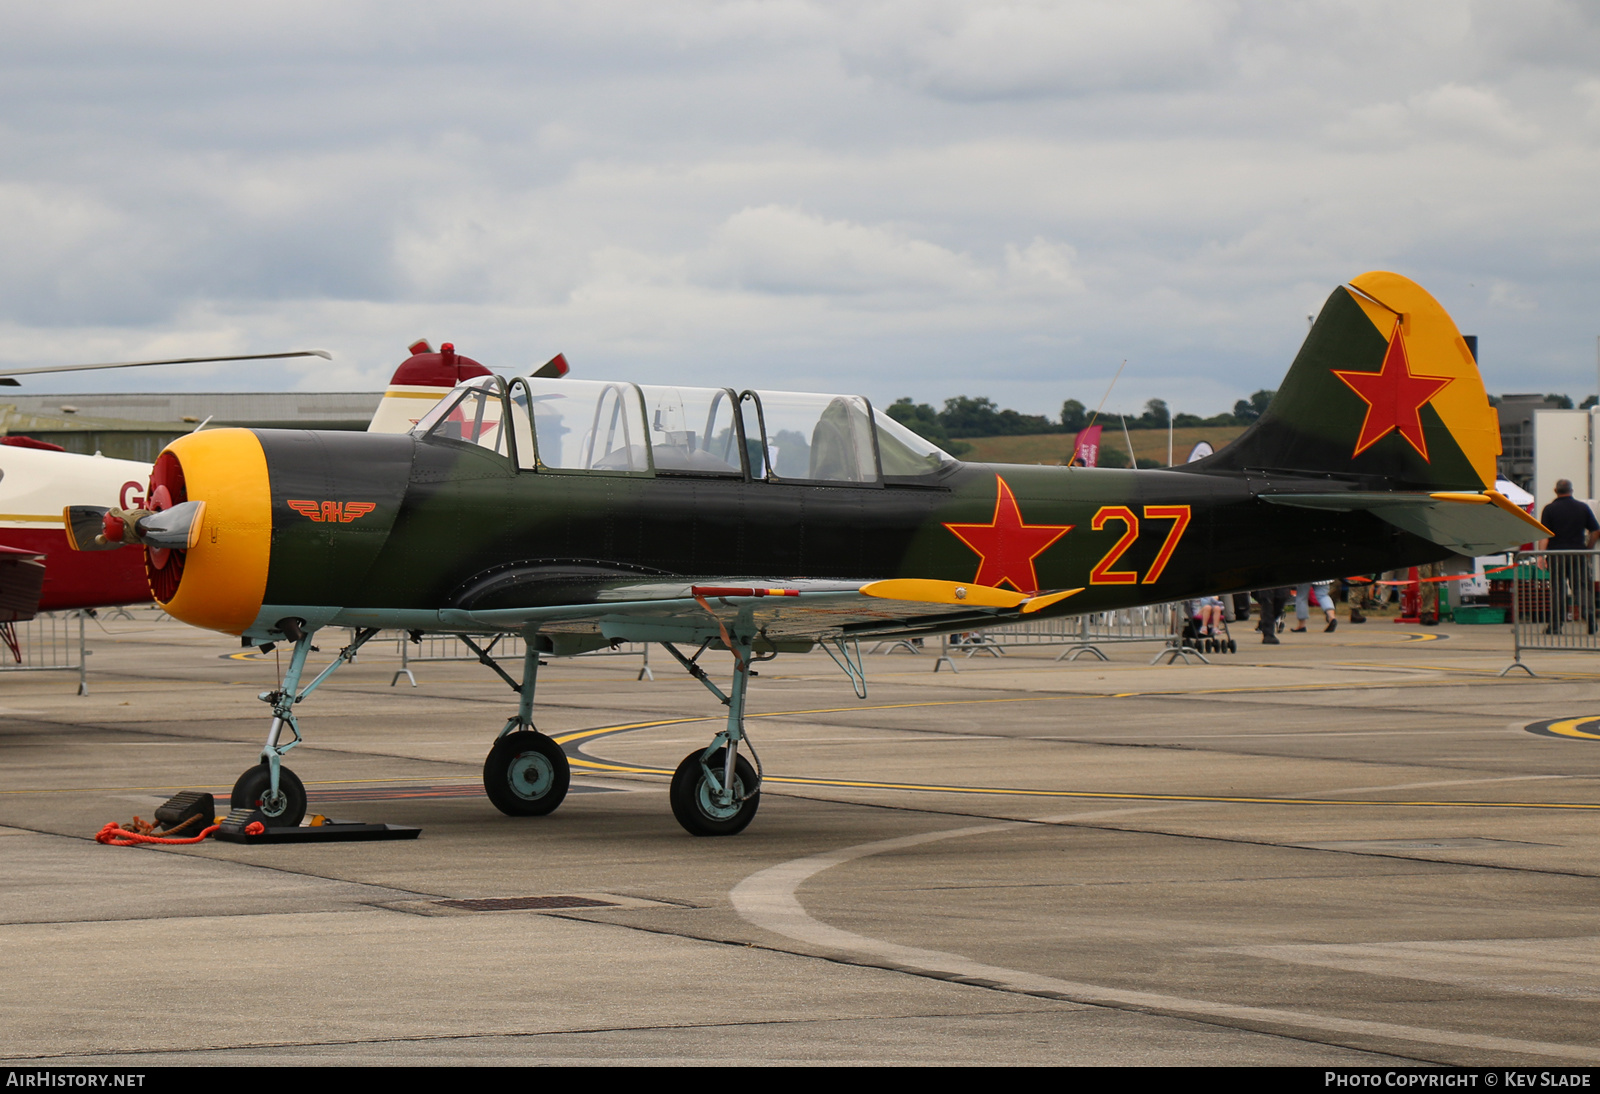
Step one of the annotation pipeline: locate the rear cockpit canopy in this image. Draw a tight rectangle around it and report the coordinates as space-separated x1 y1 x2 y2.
410 375 955 482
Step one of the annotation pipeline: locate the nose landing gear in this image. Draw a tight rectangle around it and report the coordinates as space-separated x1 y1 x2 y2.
228 624 379 828
230 763 307 827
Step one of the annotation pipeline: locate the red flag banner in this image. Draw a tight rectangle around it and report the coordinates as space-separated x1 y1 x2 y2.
1071 424 1102 468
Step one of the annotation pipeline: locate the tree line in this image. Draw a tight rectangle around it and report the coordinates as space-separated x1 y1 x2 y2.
886 389 1278 456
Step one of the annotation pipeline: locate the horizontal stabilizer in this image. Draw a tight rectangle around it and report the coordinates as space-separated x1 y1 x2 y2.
1263 490 1548 555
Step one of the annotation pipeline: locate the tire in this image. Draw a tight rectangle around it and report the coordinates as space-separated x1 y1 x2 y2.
483 731 570 816
230 763 307 828
1228 639 1237 654
670 748 759 837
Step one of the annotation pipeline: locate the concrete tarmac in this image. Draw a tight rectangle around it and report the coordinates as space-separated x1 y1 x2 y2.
2 609 1598 1066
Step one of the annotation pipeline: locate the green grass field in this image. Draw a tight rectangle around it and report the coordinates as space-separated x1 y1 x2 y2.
952 425 1248 466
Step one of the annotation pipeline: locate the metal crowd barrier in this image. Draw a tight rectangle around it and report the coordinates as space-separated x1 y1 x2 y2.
0 611 89 694
927 602 1203 670
386 632 653 686
1501 548 1600 676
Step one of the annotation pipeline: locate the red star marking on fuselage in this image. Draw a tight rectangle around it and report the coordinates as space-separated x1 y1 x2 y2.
1332 320 1453 461
943 477 1073 594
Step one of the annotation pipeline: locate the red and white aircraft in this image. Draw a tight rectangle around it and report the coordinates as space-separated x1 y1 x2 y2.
0 342 531 618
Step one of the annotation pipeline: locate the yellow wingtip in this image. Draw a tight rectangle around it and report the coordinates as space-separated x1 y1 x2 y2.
860 579 1028 609
860 580 1083 615
1021 587 1083 614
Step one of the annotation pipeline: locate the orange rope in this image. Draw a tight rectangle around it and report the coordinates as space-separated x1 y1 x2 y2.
96 820 222 845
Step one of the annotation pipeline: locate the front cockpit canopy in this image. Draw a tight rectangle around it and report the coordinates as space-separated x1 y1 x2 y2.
412 374 956 482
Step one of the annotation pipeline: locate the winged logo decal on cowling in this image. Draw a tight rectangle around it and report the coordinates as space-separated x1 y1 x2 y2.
287 500 377 523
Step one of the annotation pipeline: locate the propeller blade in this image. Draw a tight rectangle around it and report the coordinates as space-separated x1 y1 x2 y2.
137 500 207 550
0 349 333 386
63 506 119 552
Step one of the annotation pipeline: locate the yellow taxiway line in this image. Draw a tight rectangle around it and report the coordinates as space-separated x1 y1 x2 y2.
13 695 1598 811
552 709 1600 811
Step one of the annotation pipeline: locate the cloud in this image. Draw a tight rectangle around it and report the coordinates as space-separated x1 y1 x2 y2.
1329 83 1536 147
0 1 1597 416
1487 279 1537 312
841 0 1234 100
699 205 989 295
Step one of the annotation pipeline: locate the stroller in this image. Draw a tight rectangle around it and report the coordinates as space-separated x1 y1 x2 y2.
1180 597 1237 654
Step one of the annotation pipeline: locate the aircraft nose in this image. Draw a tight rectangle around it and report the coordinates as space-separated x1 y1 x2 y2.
147 429 273 635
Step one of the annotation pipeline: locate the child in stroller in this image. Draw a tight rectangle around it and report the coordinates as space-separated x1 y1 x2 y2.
1182 596 1237 653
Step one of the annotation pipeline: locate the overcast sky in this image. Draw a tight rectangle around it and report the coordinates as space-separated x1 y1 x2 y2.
1 0 1596 419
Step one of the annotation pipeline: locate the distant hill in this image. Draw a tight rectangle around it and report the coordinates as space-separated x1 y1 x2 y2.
952 426 1248 466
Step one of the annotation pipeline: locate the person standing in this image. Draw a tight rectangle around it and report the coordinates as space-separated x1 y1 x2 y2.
1253 587 1290 644
1538 479 1600 634
1290 582 1337 633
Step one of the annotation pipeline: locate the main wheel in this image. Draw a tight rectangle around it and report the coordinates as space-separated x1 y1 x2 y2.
230 763 307 828
670 748 759 836
484 731 570 816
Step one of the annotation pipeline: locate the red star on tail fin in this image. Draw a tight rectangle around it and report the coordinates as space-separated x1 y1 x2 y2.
1332 321 1453 461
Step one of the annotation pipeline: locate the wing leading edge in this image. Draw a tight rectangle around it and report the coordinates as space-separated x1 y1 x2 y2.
326 578 1081 650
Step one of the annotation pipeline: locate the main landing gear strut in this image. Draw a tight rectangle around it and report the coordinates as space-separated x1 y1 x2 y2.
468 633 571 817
468 625 762 835
659 633 765 836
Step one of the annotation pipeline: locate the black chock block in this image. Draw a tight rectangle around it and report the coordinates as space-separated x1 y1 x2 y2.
154 791 216 836
213 806 420 844
217 805 269 834
214 822 420 844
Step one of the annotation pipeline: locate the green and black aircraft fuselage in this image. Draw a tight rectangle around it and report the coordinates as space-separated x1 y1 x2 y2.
112 271 1531 648
67 271 1543 835
246 430 1442 621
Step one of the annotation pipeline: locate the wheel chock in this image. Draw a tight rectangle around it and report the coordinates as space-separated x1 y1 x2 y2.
213 806 420 844
153 791 215 837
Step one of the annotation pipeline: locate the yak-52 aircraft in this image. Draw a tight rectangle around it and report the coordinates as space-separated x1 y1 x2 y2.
67 271 1545 836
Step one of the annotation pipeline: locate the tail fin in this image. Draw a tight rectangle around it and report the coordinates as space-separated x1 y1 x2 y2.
1203 272 1499 491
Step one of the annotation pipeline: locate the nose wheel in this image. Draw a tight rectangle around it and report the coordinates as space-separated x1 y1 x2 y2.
230 763 307 827
484 730 571 816
670 747 760 836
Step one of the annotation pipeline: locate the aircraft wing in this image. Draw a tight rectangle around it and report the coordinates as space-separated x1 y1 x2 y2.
1262 489 1549 555
346 578 1081 650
